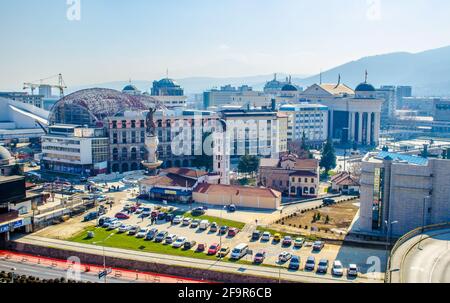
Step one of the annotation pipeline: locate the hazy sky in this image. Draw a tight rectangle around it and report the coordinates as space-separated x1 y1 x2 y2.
1 0 450 90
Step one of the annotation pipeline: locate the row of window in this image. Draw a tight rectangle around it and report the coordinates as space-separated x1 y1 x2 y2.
42 146 81 153
111 120 145 129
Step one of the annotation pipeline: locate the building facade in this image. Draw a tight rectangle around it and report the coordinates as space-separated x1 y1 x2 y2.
358 151 450 237
151 78 187 108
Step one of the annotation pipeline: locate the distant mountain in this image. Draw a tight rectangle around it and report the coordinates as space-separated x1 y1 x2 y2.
66 73 310 96
295 45 450 96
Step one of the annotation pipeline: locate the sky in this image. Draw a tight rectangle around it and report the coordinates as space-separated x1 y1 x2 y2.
1 0 450 90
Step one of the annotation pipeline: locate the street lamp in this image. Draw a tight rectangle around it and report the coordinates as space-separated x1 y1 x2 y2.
93 232 114 284
219 203 226 262
384 220 398 263
418 196 431 250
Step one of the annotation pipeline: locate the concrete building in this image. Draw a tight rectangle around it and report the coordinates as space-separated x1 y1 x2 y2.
41 125 109 176
358 151 450 237
330 171 360 195
122 84 142 96
396 86 413 109
433 99 450 122
0 146 23 176
258 153 320 197
203 85 270 109
193 183 281 210
300 81 383 146
376 86 397 122
0 92 43 108
263 74 290 95
151 78 187 108
278 103 329 146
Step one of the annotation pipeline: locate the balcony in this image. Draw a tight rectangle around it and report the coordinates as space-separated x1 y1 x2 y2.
0 210 19 224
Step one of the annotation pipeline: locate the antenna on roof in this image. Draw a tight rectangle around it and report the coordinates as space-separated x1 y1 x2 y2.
365 70 368 83
274 73 277 81
334 74 341 89
319 69 322 85
166 68 169 79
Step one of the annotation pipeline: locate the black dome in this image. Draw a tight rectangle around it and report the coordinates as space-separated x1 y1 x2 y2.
355 83 375 92
281 84 298 91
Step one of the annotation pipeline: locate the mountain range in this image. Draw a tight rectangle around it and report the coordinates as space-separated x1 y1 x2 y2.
67 45 450 97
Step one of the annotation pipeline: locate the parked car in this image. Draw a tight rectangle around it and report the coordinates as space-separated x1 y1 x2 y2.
182 217 192 226
172 216 184 225
157 212 167 220
305 256 316 271
199 220 210 230
210 222 218 232
251 230 262 240
228 204 237 212
278 251 292 263
172 237 187 248
145 228 158 240
107 221 121 230
317 259 329 273
151 210 160 218
135 207 144 214
312 241 325 251
261 232 271 241
230 243 249 260
128 225 140 236
191 219 201 228
154 231 168 242
84 212 98 222
165 234 177 244
228 228 239 237
207 243 221 255
97 216 109 227
347 264 359 277
289 256 301 270
253 251 266 264
183 241 197 250
332 260 344 276
273 233 282 242
118 224 131 233
115 212 130 220
192 207 205 216
219 226 229 235
282 236 293 246
136 228 149 238
293 237 305 248
142 208 151 217
165 213 174 222
196 243 206 252
217 246 230 258
323 198 336 206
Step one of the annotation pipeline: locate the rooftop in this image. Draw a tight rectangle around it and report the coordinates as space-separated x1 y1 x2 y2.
375 151 429 166
140 173 197 188
194 183 281 199
161 167 208 179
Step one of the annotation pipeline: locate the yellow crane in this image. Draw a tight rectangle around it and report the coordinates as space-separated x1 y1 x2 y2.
23 73 67 98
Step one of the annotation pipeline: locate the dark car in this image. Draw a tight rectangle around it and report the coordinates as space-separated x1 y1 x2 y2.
165 213 174 222
196 243 206 252
84 212 98 222
251 231 262 240
305 256 316 271
289 256 301 270
145 228 158 240
154 231 168 242
183 240 197 250
317 259 329 273
253 251 266 264
219 226 229 235
228 204 236 212
323 198 336 206
192 207 206 216
157 212 167 220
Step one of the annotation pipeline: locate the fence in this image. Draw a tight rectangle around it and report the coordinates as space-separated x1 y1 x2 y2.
385 221 450 283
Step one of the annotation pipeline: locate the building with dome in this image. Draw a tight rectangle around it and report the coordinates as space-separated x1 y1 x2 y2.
122 84 142 96
300 78 383 146
151 78 187 108
0 146 23 176
264 74 290 95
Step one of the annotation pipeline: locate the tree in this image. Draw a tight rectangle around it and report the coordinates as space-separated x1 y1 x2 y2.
320 138 337 173
238 155 260 176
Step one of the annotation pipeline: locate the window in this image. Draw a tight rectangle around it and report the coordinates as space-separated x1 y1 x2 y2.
131 120 136 128
121 121 127 128
112 121 117 129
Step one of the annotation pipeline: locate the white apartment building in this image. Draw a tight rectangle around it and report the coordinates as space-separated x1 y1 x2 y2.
278 103 329 146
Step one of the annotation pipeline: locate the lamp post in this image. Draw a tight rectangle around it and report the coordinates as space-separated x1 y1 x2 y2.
384 220 398 264
94 233 114 284
219 202 226 261
418 196 431 250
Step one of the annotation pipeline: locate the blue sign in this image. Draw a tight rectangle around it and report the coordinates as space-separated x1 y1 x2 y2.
0 224 9 233
12 220 24 229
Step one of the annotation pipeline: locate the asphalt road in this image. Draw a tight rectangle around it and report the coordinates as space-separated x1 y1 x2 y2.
0 259 132 283
401 231 450 283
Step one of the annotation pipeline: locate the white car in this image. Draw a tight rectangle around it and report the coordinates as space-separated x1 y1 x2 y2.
118 224 131 233
107 221 121 230
165 234 178 244
135 207 144 214
278 251 292 262
332 260 344 276
261 232 271 241
136 228 148 238
172 216 183 224
172 237 187 248
348 264 359 277
182 218 192 226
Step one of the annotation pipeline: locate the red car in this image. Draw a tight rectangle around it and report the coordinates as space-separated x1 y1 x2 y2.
115 212 130 219
207 243 221 255
197 243 206 252
253 251 266 264
228 228 240 237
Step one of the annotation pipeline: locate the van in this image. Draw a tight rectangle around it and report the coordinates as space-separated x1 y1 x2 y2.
199 220 210 230
230 243 249 260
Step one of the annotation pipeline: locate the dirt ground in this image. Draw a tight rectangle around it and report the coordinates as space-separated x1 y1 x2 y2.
273 200 360 240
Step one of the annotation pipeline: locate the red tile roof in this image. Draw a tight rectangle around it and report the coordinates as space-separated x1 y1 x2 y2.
140 173 196 188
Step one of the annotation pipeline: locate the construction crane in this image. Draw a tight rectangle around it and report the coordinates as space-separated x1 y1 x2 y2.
23 73 67 98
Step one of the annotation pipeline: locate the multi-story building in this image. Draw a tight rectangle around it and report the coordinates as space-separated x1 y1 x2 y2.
376 85 397 122
357 151 450 238
300 81 383 146
151 78 187 108
41 125 109 176
258 153 320 197
0 92 43 108
395 86 413 109
263 74 290 95
278 103 328 147
433 99 450 122
203 85 270 109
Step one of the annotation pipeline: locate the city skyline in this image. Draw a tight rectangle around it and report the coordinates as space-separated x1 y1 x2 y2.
2 0 450 90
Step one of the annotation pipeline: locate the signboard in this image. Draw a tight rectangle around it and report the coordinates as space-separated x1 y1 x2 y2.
0 224 9 233
164 190 178 195
98 268 112 279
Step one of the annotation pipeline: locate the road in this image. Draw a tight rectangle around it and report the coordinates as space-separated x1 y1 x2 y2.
389 228 450 283
0 259 131 283
15 235 382 283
